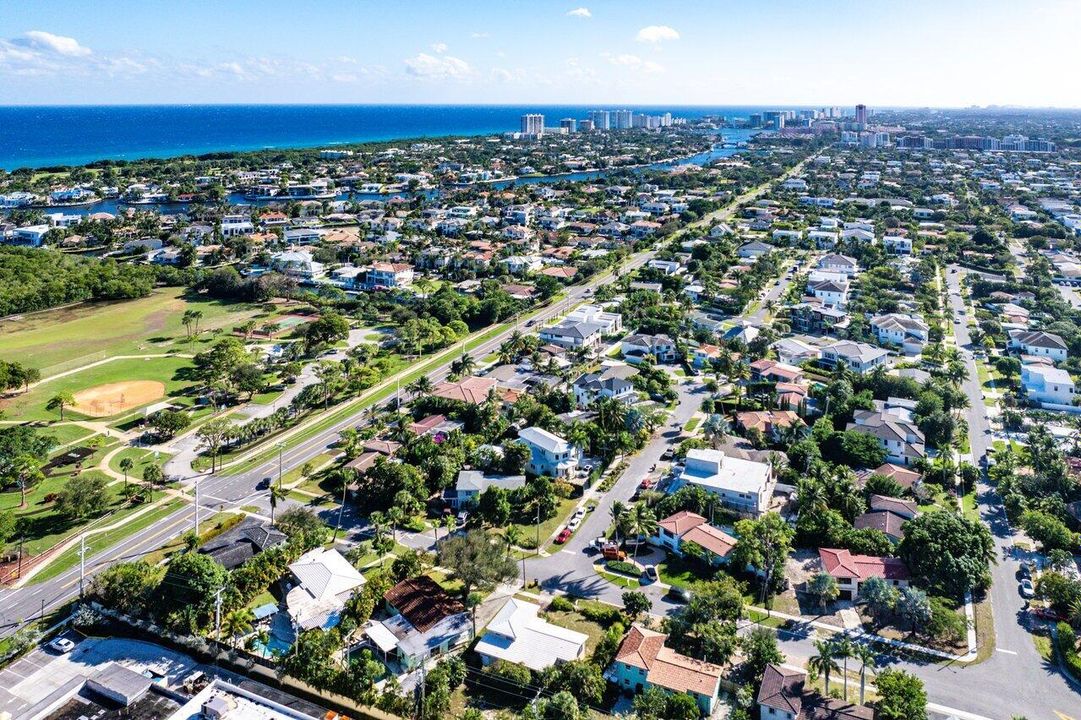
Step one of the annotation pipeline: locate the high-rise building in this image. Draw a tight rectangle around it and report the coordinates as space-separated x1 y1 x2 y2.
615 109 633 129
763 111 785 129
589 110 610 130
855 104 868 126
560 118 577 133
520 114 545 136
748 113 763 128
579 119 594 132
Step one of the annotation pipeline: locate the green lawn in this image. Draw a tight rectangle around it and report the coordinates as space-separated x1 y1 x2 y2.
0 355 197 422
543 606 608 652
0 287 281 376
107 446 172 477
657 554 716 588
45 424 98 447
510 497 578 551
683 417 701 432
28 498 187 585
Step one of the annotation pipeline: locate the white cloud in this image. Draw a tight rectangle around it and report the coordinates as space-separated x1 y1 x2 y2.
470 32 490 39
635 25 680 43
15 30 91 57
567 7 591 18
403 52 473 80
606 53 663 73
431 42 448 53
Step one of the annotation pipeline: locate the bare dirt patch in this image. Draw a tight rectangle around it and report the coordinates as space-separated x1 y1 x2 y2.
72 380 165 417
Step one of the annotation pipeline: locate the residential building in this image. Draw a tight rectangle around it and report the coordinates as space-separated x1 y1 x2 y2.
816 254 859 275
750 359 804 384
367 576 472 670
820 341 890 374
693 343 722 369
1008 329 1069 361
365 262 414 289
651 511 737 565
738 240 774 259
431 376 499 405
735 410 804 441
518 426 580 478
270 249 324 280
818 548 909 600
539 320 605 350
621 333 677 364
444 471 526 509
520 113 545 136
9 225 50 246
757 664 875 720
475 598 588 671
608 625 725 716
670 448 774 517
573 364 637 407
566 304 623 334
286 548 366 631
847 402 926 466
1022 362 1077 407
773 337 821 365
870 313 929 354
807 278 849 308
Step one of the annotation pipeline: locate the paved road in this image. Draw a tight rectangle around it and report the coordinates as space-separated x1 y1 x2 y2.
0 251 656 637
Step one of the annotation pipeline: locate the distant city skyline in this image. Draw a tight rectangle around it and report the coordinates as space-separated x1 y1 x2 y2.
1 0 1079 107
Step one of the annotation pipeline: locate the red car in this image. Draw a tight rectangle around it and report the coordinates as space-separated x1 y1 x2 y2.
555 528 573 544
639 478 654 490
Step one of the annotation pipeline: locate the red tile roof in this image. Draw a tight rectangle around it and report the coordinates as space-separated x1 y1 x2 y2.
819 548 909 582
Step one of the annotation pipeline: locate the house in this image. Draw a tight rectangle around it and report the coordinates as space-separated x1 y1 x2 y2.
365 262 414 289
856 463 922 492
818 548 909 600
1022 362 1077 407
735 410 804 441
738 241 774 259
693 343 722 369
286 548 366 631
518 426 580 478
621 333 677 364
870 313 930 354
9 225 50 247
883 234 912 254
566 304 623 334
750 359 804 384
539 320 605 350
773 338 821 365
820 341 890 374
722 323 760 345
608 625 725 716
431 376 498 405
220 214 254 238
807 278 849 308
444 470 526 510
651 511 737 565
670 448 774 517
475 598 588 672
869 494 918 519
1008 330 1069 362
283 227 324 245
408 414 463 441
757 664 875 720
367 576 472 670
647 259 682 275
847 403 926 466
198 519 286 570
270 249 324 280
573 364 637 407
816 254 859 276
789 304 847 335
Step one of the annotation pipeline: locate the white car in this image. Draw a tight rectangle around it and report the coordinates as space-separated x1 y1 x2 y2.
573 507 587 520
49 637 75 654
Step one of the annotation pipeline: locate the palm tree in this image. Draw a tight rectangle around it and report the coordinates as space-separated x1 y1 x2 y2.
853 643 876 705
387 506 404 542
269 486 287 524
703 414 730 448
627 505 658 560
14 455 43 508
610 501 628 542
407 376 433 397
46 391 75 421
222 607 255 648
119 457 134 488
832 635 853 701
808 638 840 697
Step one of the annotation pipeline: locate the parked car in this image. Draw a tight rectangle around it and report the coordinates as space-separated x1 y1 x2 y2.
1019 563 1032 580
456 511 469 527
567 516 582 532
642 565 659 583
573 507 587 520
555 528 572 544
49 637 75 654
661 448 674 460
602 543 627 561
639 478 654 490
1020 578 1036 598
667 586 693 604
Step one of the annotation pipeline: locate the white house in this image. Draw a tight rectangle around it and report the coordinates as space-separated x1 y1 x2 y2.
883 234 912 254
270 250 324 280
870 313 929 354
475 598 588 672
444 471 526 510
816 254 859 275
518 426 580 478
286 548 365 631
566 304 623 334
1009 330 1068 362
573 364 637 407
738 241 774 259
364 262 414 289
220 214 254 238
1022 363 1077 407
621 333 677 364
647 259 682 275
670 449 774 517
820 341 890 374
9 225 50 247
807 278 849 308
539 320 605 350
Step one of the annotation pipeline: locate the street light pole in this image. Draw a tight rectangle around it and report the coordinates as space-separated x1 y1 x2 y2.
277 442 284 490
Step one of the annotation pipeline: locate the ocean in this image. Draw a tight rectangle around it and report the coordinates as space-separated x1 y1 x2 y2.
0 104 792 170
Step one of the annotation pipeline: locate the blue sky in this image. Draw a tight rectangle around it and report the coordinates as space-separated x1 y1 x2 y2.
1 0 1078 107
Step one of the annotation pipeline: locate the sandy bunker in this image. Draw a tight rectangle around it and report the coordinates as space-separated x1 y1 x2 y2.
71 380 166 417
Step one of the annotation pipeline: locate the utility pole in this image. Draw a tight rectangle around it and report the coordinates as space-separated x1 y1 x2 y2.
195 480 201 537
214 586 224 641
78 532 86 598
277 442 284 490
